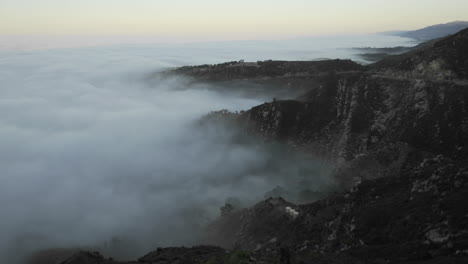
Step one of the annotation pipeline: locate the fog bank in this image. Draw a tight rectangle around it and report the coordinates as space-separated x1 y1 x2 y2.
0 35 414 263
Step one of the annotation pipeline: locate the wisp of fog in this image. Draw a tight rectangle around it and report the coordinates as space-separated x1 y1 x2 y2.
0 34 415 263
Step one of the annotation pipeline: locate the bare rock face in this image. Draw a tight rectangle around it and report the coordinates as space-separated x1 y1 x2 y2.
205 154 468 263
238 75 468 167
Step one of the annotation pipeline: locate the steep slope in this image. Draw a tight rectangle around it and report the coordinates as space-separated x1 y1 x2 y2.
237 74 468 162
205 154 468 263
198 27 468 263
204 29 468 189
372 28 468 80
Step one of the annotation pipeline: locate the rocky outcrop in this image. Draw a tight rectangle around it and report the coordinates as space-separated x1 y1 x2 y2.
204 154 468 263
237 75 468 162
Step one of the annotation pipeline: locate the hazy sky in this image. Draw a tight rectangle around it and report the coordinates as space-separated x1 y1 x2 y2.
1 0 467 40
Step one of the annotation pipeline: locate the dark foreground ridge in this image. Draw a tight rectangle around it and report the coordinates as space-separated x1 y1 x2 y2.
36 29 468 264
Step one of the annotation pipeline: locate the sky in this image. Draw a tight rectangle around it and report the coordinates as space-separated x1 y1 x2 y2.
1 0 467 41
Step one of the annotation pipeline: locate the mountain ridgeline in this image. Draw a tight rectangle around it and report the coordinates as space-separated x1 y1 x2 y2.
42 29 468 263
388 21 468 41
179 29 468 167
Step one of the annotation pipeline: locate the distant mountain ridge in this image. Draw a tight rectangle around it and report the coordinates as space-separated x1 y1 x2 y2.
386 21 468 40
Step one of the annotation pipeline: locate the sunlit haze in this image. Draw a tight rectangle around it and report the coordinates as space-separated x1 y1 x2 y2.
1 0 467 40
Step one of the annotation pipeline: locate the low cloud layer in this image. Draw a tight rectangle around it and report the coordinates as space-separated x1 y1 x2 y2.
0 47 266 262
0 35 414 263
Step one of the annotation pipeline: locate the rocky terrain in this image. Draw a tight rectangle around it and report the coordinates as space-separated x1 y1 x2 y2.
206 154 468 263
33 29 468 264
373 28 468 80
